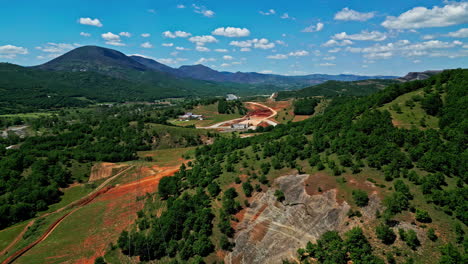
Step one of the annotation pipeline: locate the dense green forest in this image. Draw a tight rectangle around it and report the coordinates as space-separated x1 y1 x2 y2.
293 97 320 115
0 104 214 228
0 63 277 115
120 69 467 263
277 79 397 100
217 99 247 114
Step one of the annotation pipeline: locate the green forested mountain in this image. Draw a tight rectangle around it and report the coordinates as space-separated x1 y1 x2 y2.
276 79 398 99
0 62 272 114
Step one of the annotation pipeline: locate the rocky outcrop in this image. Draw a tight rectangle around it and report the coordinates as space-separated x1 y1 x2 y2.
397 70 442 82
89 162 128 182
225 174 351 264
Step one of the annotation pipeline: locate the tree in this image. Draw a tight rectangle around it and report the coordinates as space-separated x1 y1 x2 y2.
375 224 396 245
274 190 285 202
415 209 432 223
352 190 369 207
427 228 438 241
438 243 465 264
242 181 253 197
404 229 420 250
207 182 221 197
94 257 106 264
421 93 443 116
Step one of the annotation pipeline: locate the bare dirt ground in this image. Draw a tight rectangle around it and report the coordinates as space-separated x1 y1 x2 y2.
1 166 135 264
8 162 184 264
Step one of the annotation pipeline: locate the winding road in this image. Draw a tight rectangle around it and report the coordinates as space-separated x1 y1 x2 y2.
199 102 278 129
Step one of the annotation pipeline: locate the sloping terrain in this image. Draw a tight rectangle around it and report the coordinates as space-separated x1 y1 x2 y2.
276 79 398 99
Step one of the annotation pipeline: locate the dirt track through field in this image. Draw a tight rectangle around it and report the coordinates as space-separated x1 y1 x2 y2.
1 166 134 264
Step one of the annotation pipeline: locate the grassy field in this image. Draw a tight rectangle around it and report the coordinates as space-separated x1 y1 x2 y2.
40 183 97 214
379 89 439 129
0 210 71 263
0 112 54 118
136 146 196 166
0 221 29 253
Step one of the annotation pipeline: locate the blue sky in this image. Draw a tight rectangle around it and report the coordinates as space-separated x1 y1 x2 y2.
0 0 467 76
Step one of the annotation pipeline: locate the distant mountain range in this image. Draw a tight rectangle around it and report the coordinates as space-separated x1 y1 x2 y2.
0 45 445 114
36 45 397 87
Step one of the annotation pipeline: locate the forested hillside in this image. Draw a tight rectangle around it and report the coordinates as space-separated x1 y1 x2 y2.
118 69 467 263
0 104 215 228
277 79 397 100
0 62 273 115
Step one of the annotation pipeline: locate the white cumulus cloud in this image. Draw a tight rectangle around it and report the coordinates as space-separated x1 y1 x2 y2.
260 9 276 16
80 32 91 37
189 35 218 46
119 32 131 37
162 30 192 38
302 22 324 32
322 39 353 47
195 57 216 64
141 33 151 38
162 43 174 47
102 32 125 46
382 2 468 29
0 44 28 59
334 8 375 21
333 30 388 41
267 54 288 59
212 27 250 37
446 28 468 38
215 49 228 52
78 17 102 27
141 42 153 48
193 4 215 17
196 46 210 52
223 55 234 60
288 50 309 56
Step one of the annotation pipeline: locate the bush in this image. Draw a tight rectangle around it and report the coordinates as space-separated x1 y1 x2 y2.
375 224 396 245
427 228 437 241
274 190 285 202
415 209 432 223
352 190 369 207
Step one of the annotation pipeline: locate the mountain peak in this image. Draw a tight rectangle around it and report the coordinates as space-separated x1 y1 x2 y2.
37 45 147 73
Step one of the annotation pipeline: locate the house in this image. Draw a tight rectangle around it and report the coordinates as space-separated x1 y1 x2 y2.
226 94 239 101
231 123 248 129
178 112 204 121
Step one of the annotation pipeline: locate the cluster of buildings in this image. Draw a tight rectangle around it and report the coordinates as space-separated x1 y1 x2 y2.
178 112 204 121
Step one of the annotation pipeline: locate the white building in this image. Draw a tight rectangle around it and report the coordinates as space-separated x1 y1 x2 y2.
226 94 239 101
178 112 204 121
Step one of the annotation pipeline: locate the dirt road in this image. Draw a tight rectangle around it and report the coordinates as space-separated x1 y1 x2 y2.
200 102 278 129
1 166 134 264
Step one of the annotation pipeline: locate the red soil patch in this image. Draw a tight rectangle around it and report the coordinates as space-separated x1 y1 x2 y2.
266 100 291 111
304 173 338 196
346 175 383 199
233 209 247 230
257 121 270 128
292 115 311 122
73 165 181 264
251 204 268 222
245 103 273 118
250 220 271 242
